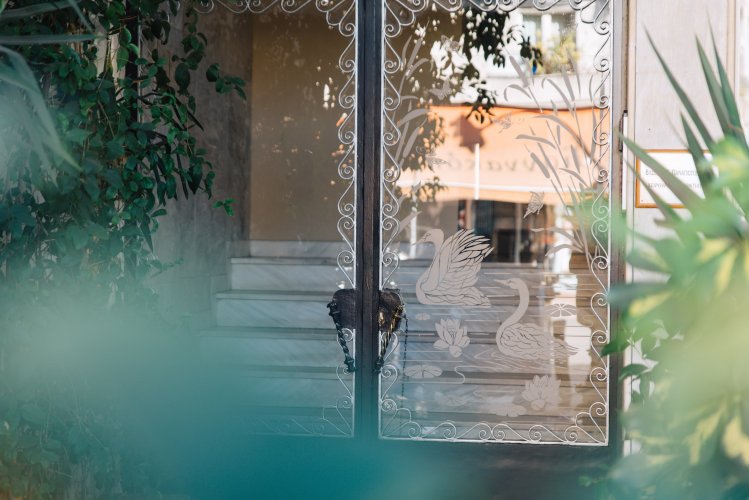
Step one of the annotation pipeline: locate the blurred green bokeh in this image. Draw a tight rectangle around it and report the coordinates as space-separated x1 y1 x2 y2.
605 34 749 499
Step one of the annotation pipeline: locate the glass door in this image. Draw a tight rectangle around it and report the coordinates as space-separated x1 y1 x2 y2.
199 0 615 451
378 0 612 445
200 0 360 437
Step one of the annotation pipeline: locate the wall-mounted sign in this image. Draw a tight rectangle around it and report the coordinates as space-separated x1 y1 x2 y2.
635 150 706 208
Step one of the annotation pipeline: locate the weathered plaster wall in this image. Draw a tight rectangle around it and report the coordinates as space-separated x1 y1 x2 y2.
627 0 732 282
150 10 252 327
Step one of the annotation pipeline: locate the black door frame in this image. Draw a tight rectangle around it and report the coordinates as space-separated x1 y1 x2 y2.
352 0 629 470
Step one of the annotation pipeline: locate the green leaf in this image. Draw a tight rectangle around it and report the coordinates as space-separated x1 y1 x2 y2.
87 222 108 239
66 127 90 145
628 248 670 274
607 282 667 307
0 0 93 32
712 30 746 146
680 115 714 190
120 27 132 45
84 177 100 201
696 39 742 151
106 140 125 160
206 63 220 82
213 198 235 216
619 363 649 381
0 47 79 171
67 225 89 249
175 62 190 93
116 46 129 71
685 405 726 465
102 169 124 188
602 335 630 356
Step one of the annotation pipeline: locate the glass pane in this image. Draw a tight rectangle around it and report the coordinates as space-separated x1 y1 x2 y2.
204 1 357 437
379 0 611 444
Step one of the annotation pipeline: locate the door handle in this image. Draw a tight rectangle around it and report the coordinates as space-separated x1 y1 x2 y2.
326 289 407 374
327 289 356 373
375 289 407 374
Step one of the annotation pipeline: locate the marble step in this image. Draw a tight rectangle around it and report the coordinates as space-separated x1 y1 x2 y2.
227 372 354 411
199 326 355 413
213 288 597 337
228 258 602 296
215 290 337 329
199 326 348 368
229 257 347 292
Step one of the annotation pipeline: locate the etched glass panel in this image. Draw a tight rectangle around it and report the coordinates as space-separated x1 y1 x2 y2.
197 0 357 437
380 0 611 444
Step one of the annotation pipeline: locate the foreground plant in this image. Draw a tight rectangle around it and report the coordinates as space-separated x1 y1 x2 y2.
0 1 243 497
603 35 749 499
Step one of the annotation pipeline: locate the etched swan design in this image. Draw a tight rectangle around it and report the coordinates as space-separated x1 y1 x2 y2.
415 229 492 306
495 278 576 360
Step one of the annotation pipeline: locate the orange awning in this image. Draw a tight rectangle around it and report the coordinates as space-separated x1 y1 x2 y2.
397 105 599 204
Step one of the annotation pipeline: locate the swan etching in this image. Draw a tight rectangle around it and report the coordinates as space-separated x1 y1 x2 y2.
495 278 577 360
414 229 492 306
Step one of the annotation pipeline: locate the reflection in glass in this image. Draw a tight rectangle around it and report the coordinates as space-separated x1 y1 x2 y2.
380 0 611 444
206 2 357 437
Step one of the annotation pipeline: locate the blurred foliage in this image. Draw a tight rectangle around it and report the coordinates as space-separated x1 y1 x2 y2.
459 7 541 122
0 0 243 299
396 33 447 202
392 10 542 206
536 32 579 75
0 0 243 497
418 8 542 123
602 34 749 499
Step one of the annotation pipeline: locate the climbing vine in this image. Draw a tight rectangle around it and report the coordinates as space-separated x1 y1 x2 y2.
0 0 243 300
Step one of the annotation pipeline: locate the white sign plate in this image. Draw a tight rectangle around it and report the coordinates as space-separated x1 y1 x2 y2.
635 150 706 208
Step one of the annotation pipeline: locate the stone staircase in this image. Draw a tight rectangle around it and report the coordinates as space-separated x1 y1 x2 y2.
201 256 607 439
201 257 355 436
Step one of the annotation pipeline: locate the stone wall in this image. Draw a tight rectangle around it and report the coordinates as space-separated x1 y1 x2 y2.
150 9 253 328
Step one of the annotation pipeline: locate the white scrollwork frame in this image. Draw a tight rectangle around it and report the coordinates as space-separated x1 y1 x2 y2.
379 0 612 445
199 0 358 437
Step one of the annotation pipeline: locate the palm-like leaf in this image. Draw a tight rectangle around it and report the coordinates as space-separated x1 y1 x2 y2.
610 34 749 498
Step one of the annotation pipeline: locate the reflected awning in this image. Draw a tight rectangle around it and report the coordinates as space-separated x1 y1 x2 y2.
397 105 597 204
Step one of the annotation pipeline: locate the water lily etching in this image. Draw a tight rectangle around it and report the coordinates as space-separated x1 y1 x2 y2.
433 318 471 357
522 375 562 411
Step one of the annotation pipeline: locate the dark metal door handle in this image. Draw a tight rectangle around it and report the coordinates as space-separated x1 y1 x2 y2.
374 289 407 374
326 288 407 374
